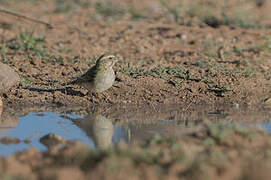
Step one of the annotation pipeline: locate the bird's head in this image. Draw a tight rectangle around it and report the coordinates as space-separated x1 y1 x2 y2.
96 54 119 70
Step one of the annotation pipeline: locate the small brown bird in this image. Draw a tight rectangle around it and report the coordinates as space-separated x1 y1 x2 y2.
68 54 119 94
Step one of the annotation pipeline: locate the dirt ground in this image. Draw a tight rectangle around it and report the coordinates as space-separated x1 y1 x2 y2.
0 0 271 109
1 0 271 179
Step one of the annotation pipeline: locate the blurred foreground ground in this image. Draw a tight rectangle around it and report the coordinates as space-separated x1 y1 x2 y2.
0 124 270 180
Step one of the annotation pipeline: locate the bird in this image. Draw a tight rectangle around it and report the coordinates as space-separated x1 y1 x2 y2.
73 114 114 149
67 54 119 95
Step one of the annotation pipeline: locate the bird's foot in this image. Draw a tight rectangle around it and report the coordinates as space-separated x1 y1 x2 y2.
88 92 99 104
101 93 112 103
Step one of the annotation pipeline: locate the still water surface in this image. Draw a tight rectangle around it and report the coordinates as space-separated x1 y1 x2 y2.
0 106 271 156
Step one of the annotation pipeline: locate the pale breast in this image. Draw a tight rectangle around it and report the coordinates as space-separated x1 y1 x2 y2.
93 68 115 93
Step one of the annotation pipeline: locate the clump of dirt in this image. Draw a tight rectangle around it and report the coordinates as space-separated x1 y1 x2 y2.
0 124 270 180
0 0 270 109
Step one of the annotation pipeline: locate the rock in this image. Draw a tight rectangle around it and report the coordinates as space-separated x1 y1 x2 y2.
40 133 78 152
0 137 20 144
0 63 20 93
40 133 67 149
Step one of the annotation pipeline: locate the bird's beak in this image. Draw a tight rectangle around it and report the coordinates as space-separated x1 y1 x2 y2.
113 57 119 65
109 57 119 67
115 57 120 62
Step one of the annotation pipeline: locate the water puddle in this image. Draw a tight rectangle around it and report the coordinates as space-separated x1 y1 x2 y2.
0 112 129 156
0 105 271 156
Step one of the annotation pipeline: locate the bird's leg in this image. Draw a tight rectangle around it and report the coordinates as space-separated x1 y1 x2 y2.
91 94 96 104
86 91 95 111
90 101 96 112
63 86 71 95
102 93 107 102
64 87 68 95
87 91 94 104
88 92 98 104
102 93 111 103
88 92 99 112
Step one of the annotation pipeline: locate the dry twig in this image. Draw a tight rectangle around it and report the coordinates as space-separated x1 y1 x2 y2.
0 8 53 29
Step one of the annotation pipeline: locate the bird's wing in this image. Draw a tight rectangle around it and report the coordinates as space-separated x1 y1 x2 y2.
71 66 98 85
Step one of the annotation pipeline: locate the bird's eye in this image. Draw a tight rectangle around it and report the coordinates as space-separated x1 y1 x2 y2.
109 57 113 60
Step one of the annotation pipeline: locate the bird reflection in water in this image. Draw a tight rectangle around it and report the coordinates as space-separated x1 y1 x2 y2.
73 113 129 149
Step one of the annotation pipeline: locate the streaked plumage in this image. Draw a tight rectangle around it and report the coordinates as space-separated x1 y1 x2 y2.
69 54 118 93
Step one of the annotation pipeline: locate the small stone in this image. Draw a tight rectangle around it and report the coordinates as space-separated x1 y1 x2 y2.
30 58 42 66
40 133 66 149
0 137 20 144
0 63 20 93
40 133 78 153
176 33 187 40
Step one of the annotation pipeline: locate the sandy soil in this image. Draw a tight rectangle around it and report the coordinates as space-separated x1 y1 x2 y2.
0 0 271 109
